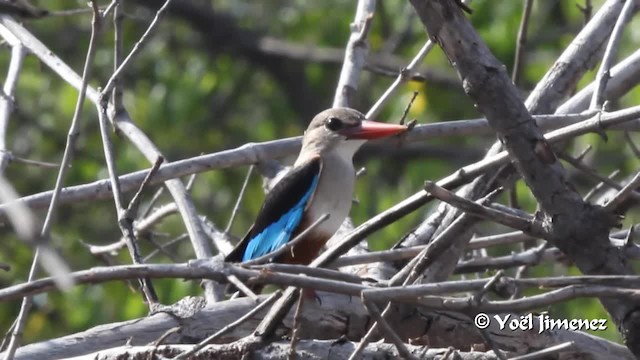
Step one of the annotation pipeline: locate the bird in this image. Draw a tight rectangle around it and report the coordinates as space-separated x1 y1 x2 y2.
225 107 407 266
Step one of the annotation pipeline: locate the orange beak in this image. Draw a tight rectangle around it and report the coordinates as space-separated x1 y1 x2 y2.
339 120 408 140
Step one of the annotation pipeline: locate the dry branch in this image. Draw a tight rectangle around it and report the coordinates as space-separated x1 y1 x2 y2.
410 0 640 355
1 1 640 359
4 290 633 360
64 341 496 360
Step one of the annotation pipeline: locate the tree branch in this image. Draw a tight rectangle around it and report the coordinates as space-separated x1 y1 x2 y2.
409 0 640 355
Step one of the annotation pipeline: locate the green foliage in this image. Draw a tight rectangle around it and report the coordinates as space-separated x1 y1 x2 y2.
0 0 638 347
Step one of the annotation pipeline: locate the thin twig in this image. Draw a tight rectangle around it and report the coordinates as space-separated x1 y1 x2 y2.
472 270 505 303
143 233 188 262
575 145 592 162
135 203 178 236
225 165 254 233
560 152 640 201
397 191 500 285
589 0 635 110
5 259 640 304
97 0 208 304
0 319 16 351
470 271 507 360
225 274 258 301
141 187 166 218
624 132 640 158
97 102 158 305
367 41 434 119
111 0 124 112
0 40 25 174
100 0 175 97
252 263 366 284
624 225 636 247
584 169 620 201
3 3 102 358
126 156 164 218
424 181 544 236
0 176 69 279
172 291 282 360
86 203 179 256
330 231 532 268
5 106 640 215
185 172 197 191
0 152 58 168
576 0 593 25
4 0 100 360
469 231 533 249
253 287 301 341
509 341 575 360
375 285 640 313
455 246 562 274
350 190 501 360
144 234 181 262
287 292 304 360
46 4 112 18
604 170 640 213
512 0 534 85
101 0 123 21
333 0 376 107
362 298 417 360
0 178 73 359
366 0 473 120
150 327 180 350
399 91 419 125
113 108 218 302
511 242 548 299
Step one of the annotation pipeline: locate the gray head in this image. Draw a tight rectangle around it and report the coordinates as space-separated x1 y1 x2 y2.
299 107 407 161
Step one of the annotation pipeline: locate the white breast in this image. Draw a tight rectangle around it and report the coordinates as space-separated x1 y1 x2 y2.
306 153 356 237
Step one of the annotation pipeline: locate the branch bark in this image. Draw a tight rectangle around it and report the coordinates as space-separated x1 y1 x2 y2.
65 341 496 360
408 0 640 355
6 290 632 360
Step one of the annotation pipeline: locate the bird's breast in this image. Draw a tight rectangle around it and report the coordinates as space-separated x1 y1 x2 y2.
306 156 356 237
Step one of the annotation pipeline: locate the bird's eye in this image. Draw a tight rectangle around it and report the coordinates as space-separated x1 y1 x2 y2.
325 117 343 131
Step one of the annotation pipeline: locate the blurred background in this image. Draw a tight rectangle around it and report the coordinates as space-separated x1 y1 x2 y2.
0 0 638 344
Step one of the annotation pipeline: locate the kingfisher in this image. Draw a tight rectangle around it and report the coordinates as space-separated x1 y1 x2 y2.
225 108 407 266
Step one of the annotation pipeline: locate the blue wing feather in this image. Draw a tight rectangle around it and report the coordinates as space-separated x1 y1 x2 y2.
242 174 319 261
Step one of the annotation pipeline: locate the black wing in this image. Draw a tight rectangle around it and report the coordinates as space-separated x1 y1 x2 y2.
225 157 322 262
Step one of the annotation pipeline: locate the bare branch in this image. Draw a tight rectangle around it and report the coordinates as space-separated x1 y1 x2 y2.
100 0 175 97
604 170 640 213
424 182 544 236
96 102 158 305
0 37 25 174
62 341 494 360
361 298 417 360
512 0 534 85
525 0 635 113
225 165 254 234
172 291 281 360
367 42 434 119
2 2 102 357
509 342 575 360
589 0 636 110
333 0 376 107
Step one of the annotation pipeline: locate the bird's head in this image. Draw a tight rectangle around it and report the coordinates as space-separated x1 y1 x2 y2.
300 107 407 160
